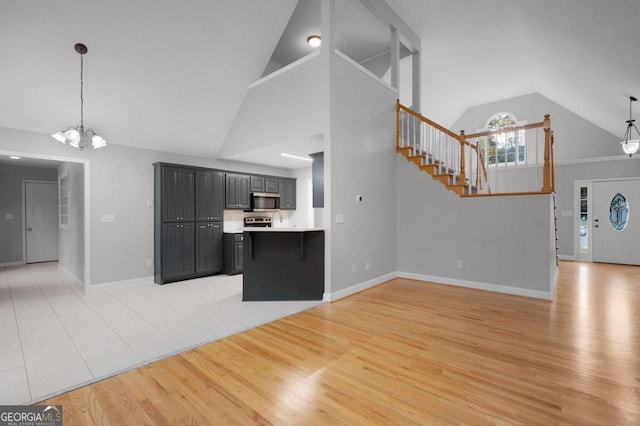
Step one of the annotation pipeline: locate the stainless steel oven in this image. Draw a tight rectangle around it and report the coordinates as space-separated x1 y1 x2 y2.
244 216 272 227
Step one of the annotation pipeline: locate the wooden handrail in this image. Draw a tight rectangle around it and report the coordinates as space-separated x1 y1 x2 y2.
464 121 545 139
397 103 460 140
396 101 553 196
477 148 489 192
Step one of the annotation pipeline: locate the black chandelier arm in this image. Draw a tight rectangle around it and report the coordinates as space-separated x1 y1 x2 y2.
632 122 640 139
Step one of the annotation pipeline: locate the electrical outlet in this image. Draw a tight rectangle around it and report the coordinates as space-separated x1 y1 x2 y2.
365 261 370 270
146 258 153 267
456 260 463 269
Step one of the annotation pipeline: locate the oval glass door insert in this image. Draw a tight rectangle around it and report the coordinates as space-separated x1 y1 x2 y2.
609 193 629 231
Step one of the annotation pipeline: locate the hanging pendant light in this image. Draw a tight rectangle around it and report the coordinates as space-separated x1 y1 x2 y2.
52 43 106 150
620 96 639 157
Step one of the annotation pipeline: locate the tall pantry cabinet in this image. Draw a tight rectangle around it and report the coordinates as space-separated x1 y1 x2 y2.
154 163 224 284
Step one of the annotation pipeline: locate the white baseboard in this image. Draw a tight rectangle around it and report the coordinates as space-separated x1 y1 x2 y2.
57 263 84 290
557 255 576 261
85 275 154 294
397 272 553 300
0 261 24 268
323 272 396 302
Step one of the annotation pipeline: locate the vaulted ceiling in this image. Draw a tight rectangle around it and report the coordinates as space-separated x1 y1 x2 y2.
1 0 639 168
387 0 640 140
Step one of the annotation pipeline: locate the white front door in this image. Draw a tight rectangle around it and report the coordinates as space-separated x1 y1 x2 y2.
25 182 59 263
592 179 639 265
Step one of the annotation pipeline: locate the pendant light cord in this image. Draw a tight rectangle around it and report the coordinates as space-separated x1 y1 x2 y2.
80 52 84 127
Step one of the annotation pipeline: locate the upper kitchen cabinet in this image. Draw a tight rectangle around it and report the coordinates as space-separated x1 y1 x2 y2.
225 173 250 209
310 152 324 208
279 178 296 210
196 170 224 221
161 166 194 222
250 175 279 193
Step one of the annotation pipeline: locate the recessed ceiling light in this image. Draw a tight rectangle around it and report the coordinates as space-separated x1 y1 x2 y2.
281 153 313 162
307 35 321 48
9 156 21 160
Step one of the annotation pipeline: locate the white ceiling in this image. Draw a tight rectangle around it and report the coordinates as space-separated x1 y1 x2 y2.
2 0 639 170
0 0 296 160
386 0 640 139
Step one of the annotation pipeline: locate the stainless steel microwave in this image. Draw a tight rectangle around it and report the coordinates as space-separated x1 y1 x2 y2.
251 192 280 211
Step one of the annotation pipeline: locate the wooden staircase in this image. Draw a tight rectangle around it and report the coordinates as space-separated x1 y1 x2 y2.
397 145 478 195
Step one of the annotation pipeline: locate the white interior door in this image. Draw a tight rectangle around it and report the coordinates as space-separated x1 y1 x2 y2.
25 182 59 263
592 179 639 265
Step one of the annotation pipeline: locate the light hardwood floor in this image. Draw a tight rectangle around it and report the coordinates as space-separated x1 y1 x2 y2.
45 261 640 424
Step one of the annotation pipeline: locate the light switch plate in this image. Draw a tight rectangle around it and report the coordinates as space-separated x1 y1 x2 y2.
4 213 13 220
101 214 115 222
335 214 344 224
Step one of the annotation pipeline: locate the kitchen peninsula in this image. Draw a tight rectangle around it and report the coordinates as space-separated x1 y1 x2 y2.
242 228 324 301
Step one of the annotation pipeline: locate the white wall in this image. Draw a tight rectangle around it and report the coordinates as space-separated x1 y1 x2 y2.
288 166 312 228
555 158 640 257
451 93 620 161
397 156 555 298
220 54 325 159
448 92 640 260
382 54 413 107
0 164 57 265
328 53 398 294
57 162 84 281
0 126 292 286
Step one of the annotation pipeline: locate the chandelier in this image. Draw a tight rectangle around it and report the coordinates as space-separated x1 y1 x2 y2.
620 96 639 157
52 43 106 150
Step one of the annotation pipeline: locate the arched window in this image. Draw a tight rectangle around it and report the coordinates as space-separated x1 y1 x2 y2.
480 112 526 165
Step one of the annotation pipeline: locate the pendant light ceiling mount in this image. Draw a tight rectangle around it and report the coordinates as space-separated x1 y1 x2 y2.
620 96 640 157
74 43 88 55
52 42 106 151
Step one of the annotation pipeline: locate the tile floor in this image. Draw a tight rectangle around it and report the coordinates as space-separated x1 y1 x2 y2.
0 262 321 404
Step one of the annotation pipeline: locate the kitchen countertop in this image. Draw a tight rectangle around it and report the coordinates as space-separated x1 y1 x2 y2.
242 227 324 232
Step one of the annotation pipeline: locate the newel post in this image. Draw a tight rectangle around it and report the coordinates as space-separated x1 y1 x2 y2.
542 114 552 192
459 130 466 184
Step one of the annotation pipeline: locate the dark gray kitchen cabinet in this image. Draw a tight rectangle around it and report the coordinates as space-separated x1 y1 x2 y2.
161 222 195 281
279 178 296 210
310 152 324 208
250 175 279 193
162 166 194 222
195 222 222 275
223 233 243 275
225 173 250 209
154 163 224 284
196 170 224 221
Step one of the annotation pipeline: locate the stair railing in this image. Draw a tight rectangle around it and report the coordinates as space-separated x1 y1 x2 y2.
397 102 487 194
463 114 553 194
397 101 554 195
